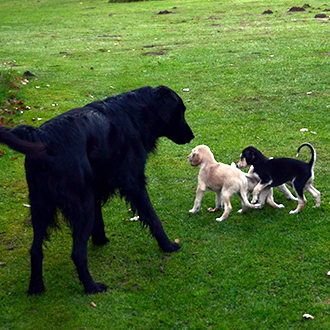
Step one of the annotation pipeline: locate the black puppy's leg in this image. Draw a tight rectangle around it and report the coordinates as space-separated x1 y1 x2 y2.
305 184 321 207
28 196 56 295
92 195 109 246
290 182 307 214
130 186 180 253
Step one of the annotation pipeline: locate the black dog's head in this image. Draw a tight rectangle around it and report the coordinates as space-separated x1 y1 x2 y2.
237 146 262 168
152 86 194 145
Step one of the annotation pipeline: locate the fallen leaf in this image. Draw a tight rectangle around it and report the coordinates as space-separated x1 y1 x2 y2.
90 302 97 307
175 238 180 243
302 313 314 320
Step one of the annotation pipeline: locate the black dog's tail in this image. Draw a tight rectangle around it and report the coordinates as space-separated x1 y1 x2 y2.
0 126 45 158
297 142 316 168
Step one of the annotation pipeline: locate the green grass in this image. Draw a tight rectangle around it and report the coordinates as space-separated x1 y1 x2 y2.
1 0 330 328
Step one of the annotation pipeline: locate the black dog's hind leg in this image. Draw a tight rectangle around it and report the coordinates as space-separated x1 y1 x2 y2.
129 186 180 253
28 195 56 295
63 192 107 294
91 194 110 246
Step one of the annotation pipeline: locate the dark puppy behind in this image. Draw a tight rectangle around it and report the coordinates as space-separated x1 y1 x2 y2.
0 85 194 294
237 143 320 214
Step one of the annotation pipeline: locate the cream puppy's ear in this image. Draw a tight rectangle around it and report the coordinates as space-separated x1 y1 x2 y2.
190 151 202 166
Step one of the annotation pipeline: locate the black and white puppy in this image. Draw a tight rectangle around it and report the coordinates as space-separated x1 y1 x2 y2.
237 143 321 214
244 165 298 209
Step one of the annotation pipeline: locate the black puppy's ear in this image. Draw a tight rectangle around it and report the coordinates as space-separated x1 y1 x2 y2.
152 86 184 123
246 150 255 161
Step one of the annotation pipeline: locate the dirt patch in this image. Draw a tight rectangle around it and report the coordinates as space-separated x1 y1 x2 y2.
142 51 166 56
315 13 327 18
157 10 172 15
98 35 121 38
23 71 36 77
262 10 273 14
288 6 305 12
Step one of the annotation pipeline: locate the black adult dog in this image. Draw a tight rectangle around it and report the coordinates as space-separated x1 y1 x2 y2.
237 143 321 214
0 85 194 294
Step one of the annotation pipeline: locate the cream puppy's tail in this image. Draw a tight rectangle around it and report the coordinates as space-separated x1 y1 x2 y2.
239 183 262 210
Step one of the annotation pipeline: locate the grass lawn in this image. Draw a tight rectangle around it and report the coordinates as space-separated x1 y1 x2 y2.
1 0 330 328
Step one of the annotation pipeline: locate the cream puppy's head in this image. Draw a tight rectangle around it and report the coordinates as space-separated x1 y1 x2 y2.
188 145 215 167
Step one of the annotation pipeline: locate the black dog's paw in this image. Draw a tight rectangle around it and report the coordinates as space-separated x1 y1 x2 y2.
28 282 45 295
92 236 110 246
161 241 181 253
85 282 108 294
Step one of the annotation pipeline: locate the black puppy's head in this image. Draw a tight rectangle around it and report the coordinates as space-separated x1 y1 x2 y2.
152 86 194 145
237 146 260 168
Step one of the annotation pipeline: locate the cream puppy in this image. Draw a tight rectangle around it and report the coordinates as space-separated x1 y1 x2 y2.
188 145 261 221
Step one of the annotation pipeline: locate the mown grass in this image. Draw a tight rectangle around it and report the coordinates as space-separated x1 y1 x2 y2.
1 0 330 329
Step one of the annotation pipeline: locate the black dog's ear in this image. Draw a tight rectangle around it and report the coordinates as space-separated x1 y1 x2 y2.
152 86 184 123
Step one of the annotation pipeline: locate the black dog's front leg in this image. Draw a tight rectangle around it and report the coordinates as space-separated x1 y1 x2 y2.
130 187 180 253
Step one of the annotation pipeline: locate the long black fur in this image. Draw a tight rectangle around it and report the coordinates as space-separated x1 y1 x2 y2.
0 85 194 294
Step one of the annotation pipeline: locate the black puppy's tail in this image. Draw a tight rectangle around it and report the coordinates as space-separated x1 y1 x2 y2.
297 142 316 168
0 126 45 158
